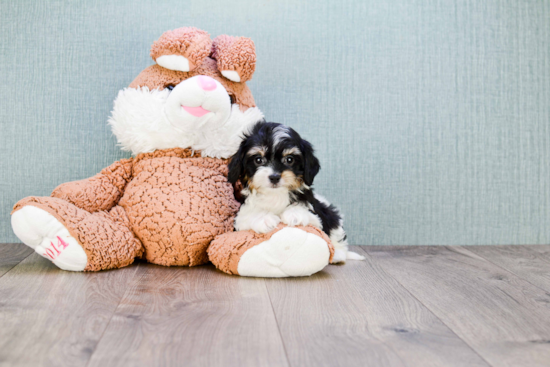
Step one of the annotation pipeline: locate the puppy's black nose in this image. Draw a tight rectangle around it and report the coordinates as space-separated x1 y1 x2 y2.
269 173 281 184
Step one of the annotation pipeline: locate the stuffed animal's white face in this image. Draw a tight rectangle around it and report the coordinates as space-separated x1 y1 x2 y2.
108 75 263 158
164 75 231 132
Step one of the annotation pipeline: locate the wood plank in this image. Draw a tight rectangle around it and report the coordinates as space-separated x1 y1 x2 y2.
265 246 490 367
363 246 550 367
467 245 550 293
526 245 550 260
86 263 289 367
0 253 142 367
0 243 33 278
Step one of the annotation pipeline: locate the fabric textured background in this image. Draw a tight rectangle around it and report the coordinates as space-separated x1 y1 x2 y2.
1 0 549 245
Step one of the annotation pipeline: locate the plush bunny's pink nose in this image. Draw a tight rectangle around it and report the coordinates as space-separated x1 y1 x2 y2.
197 76 217 91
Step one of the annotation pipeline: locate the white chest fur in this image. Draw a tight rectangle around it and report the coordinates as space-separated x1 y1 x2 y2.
243 189 291 215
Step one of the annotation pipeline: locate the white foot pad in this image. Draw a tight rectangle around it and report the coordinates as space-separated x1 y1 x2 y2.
237 228 330 277
12 206 87 271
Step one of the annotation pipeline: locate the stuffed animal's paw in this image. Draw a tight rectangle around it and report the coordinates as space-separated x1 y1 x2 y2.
237 227 330 277
11 205 87 271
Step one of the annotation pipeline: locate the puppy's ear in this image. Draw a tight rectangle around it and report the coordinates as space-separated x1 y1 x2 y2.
228 143 246 185
301 140 320 186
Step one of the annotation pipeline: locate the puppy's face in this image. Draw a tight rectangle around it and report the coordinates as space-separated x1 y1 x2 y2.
229 122 320 193
245 145 303 191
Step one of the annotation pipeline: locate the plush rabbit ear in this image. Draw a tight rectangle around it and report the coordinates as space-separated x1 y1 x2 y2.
211 35 256 83
150 27 212 72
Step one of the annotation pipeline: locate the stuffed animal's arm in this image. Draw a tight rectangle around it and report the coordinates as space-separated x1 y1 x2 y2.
51 158 134 213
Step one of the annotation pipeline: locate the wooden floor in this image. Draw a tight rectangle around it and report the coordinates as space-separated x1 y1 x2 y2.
1 244 550 367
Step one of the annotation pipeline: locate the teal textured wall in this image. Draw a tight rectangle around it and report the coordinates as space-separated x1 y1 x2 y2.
1 0 549 245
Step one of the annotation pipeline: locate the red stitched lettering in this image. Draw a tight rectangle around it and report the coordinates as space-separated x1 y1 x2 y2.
56 236 69 250
51 242 61 256
42 237 70 260
45 248 56 260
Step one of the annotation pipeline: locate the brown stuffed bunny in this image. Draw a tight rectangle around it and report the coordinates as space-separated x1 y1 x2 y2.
11 27 333 277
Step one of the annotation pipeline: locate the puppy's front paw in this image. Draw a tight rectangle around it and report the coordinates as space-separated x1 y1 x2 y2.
281 206 312 227
251 214 280 234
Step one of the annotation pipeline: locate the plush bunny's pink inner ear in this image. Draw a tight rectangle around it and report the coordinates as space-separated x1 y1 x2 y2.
150 27 212 72
211 35 256 83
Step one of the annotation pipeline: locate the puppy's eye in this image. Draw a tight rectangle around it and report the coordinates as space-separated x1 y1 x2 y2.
283 156 294 165
166 85 175 91
254 156 266 166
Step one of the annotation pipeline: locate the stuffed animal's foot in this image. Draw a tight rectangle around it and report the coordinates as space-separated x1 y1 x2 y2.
209 225 334 277
12 205 87 271
12 197 143 271
237 228 329 277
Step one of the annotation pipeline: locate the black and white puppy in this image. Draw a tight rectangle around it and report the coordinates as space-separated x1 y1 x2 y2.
228 121 364 263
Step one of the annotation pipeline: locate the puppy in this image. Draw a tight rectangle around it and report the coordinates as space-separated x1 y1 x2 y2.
228 121 365 263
